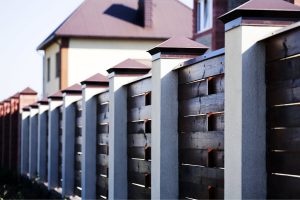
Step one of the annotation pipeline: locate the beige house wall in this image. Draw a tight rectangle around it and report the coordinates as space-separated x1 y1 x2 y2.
67 38 162 86
44 41 60 97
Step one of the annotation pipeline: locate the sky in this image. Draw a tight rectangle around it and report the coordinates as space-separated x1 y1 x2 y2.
0 0 193 100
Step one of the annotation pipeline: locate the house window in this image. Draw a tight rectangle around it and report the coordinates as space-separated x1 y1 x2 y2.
47 58 51 82
56 52 61 78
197 0 213 33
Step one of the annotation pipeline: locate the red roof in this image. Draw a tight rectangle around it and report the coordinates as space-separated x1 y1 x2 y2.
38 0 192 50
107 59 150 73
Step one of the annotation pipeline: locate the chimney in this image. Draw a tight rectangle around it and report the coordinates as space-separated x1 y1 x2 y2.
139 0 153 27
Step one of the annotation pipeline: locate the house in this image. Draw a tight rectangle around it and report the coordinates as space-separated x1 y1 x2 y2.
37 0 193 97
193 0 300 50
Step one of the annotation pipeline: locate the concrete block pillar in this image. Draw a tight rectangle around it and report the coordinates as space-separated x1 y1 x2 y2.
218 0 300 198
20 107 30 175
147 37 208 199
29 104 39 179
48 91 63 190
107 59 151 199
61 84 82 197
18 87 38 174
37 99 49 182
80 74 109 200
0 103 3 169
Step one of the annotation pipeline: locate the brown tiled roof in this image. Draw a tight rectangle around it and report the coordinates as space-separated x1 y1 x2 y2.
219 0 300 23
81 73 109 85
107 58 151 74
148 37 209 55
37 0 192 50
62 84 82 94
20 87 37 95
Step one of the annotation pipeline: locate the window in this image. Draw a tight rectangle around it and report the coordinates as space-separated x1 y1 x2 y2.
47 58 50 82
197 0 213 33
56 52 61 78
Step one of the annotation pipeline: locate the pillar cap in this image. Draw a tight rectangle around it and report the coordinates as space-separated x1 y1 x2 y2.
219 0 300 24
11 92 20 99
61 84 82 94
20 87 37 95
81 73 109 86
107 59 151 75
22 106 30 111
48 91 63 100
29 102 39 109
38 97 49 105
147 37 208 56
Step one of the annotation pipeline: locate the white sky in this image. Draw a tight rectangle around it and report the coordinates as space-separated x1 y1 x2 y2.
0 0 193 100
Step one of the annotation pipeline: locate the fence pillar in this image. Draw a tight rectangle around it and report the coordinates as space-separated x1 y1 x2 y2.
147 37 208 199
18 87 38 174
29 104 39 179
219 0 300 198
48 92 63 190
107 59 151 199
0 103 3 169
2 100 11 169
20 107 30 175
37 99 49 182
61 84 82 197
81 74 109 200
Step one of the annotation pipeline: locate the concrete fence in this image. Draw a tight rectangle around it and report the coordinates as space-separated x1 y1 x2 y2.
1 6 300 200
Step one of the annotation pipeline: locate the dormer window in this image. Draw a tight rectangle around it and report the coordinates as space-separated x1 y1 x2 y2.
197 0 213 33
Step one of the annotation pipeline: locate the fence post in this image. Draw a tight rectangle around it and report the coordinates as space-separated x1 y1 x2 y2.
147 37 208 199
29 104 39 179
107 59 151 199
219 1 300 198
81 74 108 200
48 91 63 190
37 99 49 182
0 103 3 169
61 84 82 197
20 107 30 175
18 87 38 174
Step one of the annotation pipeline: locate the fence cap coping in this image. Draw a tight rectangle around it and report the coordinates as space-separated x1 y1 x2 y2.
260 21 300 41
81 73 109 86
61 84 82 94
38 97 49 105
147 36 208 56
107 58 151 74
219 0 300 24
174 48 225 70
29 102 39 108
48 91 63 99
11 92 20 99
22 106 30 111
20 87 37 95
